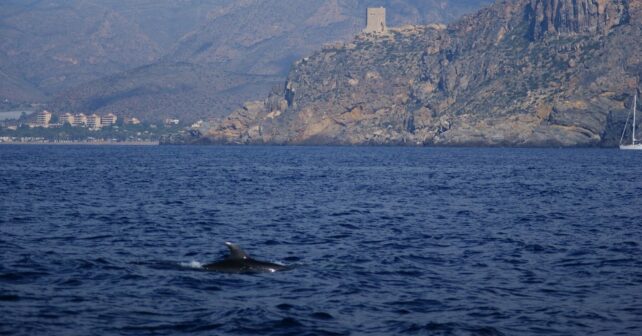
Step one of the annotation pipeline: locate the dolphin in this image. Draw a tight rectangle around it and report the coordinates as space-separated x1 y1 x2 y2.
203 242 287 273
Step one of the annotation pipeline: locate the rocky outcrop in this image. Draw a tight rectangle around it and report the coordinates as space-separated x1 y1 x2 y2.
160 129 210 145
526 0 628 40
188 0 642 147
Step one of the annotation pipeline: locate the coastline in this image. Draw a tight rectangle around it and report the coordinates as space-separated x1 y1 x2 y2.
0 141 158 146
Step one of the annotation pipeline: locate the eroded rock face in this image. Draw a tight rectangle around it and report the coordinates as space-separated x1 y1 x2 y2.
197 0 642 147
526 0 628 40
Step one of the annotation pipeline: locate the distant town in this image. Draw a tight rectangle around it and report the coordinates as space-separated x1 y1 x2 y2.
0 110 192 145
30 111 143 129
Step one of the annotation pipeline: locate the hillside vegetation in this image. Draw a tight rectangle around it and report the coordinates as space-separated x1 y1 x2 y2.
181 0 642 147
0 0 491 121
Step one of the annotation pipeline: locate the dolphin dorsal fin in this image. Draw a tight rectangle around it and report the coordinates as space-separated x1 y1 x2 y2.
225 242 249 260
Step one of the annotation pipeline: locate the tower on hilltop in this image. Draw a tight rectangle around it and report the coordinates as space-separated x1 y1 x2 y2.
363 7 386 34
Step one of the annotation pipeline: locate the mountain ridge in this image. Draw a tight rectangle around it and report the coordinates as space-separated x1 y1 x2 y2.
174 0 642 147
0 0 491 120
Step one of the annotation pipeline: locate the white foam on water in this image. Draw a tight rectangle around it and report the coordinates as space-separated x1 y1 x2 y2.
180 261 204 269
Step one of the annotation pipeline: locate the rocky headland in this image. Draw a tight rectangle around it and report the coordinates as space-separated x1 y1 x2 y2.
167 0 642 147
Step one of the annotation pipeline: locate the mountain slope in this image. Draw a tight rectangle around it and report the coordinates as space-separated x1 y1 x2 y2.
185 0 642 147
50 0 491 121
0 66 47 103
53 63 282 122
168 0 490 76
0 0 218 104
0 1 161 98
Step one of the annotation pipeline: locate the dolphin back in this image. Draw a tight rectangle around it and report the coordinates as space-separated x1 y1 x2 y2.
202 242 287 273
225 242 250 260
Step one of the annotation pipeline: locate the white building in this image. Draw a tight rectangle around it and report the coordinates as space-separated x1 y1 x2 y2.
87 114 101 130
35 110 52 127
124 117 141 125
73 113 87 127
102 113 118 126
165 118 180 126
60 113 74 125
363 7 387 34
191 120 204 129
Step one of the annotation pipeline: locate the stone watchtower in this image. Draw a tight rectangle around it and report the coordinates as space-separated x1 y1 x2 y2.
363 7 386 34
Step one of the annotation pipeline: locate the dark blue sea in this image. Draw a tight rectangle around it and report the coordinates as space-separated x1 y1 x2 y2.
1 145 641 335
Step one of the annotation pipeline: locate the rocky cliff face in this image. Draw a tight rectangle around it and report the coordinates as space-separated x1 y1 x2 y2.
186 0 642 147
527 0 628 39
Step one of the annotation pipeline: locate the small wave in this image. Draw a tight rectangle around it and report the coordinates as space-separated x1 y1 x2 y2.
180 261 204 269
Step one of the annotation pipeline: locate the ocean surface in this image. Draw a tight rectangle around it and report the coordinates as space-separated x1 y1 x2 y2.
1 145 641 336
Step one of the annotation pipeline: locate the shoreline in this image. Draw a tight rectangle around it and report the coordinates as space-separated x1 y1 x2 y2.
0 141 158 146
0 141 627 149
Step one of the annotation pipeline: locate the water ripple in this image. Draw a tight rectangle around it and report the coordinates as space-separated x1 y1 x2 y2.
1 146 641 335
